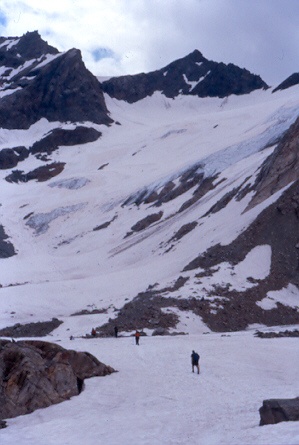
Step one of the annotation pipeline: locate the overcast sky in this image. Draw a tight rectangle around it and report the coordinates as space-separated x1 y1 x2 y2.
0 0 298 86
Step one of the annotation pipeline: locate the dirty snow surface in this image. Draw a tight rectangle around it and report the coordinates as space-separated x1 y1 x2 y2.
0 86 299 444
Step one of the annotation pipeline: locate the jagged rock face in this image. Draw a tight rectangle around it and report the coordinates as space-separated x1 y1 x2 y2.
0 340 116 421
102 49 268 103
0 32 112 129
248 115 299 209
273 73 299 93
0 31 58 73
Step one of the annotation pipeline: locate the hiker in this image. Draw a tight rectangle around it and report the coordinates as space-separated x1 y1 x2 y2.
91 328 96 337
191 350 200 374
135 329 141 345
114 326 118 338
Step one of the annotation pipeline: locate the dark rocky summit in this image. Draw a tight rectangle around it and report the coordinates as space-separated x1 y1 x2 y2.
0 32 112 129
0 30 58 73
259 397 299 425
102 49 268 103
273 73 299 93
0 340 116 421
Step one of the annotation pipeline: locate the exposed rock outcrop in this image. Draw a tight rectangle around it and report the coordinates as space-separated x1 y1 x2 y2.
129 211 163 234
255 329 299 338
0 147 29 169
5 162 65 183
0 225 15 258
259 397 299 425
0 33 112 129
0 340 116 421
30 127 102 154
102 49 268 103
248 115 299 209
0 318 63 337
0 31 58 75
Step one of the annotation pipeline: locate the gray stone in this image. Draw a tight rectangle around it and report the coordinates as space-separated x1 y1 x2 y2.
259 397 299 425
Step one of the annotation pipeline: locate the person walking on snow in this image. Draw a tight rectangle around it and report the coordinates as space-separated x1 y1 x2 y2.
191 350 200 374
135 330 141 345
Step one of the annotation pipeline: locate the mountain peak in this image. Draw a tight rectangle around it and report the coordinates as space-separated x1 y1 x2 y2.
0 35 112 129
273 72 299 93
0 30 58 65
101 49 268 103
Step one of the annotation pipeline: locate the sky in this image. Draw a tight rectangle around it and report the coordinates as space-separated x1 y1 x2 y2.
0 0 298 85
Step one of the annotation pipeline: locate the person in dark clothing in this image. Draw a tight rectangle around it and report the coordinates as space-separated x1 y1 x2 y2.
135 330 141 345
114 326 118 338
191 350 200 374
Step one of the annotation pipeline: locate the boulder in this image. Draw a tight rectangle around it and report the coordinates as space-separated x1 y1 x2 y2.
259 397 299 425
0 340 116 421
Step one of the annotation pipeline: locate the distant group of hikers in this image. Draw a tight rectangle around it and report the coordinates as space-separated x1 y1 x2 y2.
90 326 200 373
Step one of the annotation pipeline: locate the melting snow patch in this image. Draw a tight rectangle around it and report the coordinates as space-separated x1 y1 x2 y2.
199 245 271 293
233 245 271 281
48 177 90 190
25 203 86 235
257 284 299 310
163 307 211 334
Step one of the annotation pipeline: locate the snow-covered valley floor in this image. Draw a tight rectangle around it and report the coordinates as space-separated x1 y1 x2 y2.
1 327 298 445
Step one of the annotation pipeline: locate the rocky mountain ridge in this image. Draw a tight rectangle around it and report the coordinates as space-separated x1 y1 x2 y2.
0 31 112 129
101 49 269 102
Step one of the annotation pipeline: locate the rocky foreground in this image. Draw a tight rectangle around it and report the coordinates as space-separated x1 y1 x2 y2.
0 340 116 427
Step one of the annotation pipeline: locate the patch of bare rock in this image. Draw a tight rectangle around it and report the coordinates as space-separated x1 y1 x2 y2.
259 397 299 425
0 340 116 424
0 318 63 337
255 329 299 338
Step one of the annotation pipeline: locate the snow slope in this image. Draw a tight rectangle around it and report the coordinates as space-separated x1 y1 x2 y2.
1 86 299 323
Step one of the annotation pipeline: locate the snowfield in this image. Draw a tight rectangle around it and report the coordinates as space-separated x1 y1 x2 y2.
1 329 299 445
0 84 299 444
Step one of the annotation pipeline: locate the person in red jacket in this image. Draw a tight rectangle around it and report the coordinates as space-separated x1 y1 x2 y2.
135 329 141 345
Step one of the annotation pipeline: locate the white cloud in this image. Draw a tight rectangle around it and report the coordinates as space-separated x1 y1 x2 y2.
0 0 299 84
